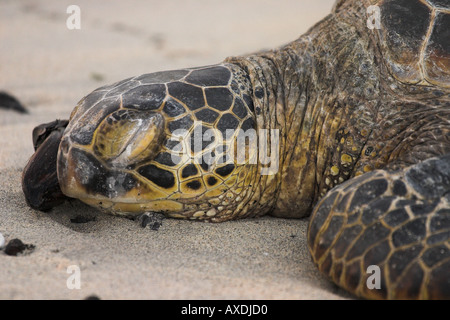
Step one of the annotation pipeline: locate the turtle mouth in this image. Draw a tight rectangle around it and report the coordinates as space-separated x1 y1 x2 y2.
57 143 183 214
58 145 140 201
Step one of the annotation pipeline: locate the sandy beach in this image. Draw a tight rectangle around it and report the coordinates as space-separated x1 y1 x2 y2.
0 0 352 299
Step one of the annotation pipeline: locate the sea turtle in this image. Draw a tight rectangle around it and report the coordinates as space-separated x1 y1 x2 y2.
22 0 449 299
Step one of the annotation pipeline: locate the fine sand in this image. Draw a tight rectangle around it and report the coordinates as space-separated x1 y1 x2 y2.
0 0 353 299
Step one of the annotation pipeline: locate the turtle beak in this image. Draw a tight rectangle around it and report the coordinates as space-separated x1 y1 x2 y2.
22 122 69 211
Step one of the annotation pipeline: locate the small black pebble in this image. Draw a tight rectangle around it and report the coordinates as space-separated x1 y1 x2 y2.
140 214 151 228
0 91 28 113
139 212 165 231
85 295 101 300
150 221 162 231
4 238 35 256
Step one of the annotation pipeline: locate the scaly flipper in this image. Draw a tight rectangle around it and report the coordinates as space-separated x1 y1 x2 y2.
308 153 450 299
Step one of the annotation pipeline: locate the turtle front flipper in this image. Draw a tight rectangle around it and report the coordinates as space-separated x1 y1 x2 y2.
22 120 70 211
308 153 450 300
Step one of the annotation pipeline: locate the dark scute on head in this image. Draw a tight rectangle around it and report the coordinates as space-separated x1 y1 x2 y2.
104 79 140 97
181 164 198 179
207 176 218 186
381 0 431 51
153 152 180 167
217 113 239 139
165 138 182 151
186 180 202 190
232 97 248 119
73 90 105 120
195 108 219 124
70 97 120 145
168 115 194 133
185 66 231 86
71 125 94 146
134 69 190 84
122 84 166 110
215 164 235 177
163 98 186 117
205 87 234 111
138 164 175 189
190 124 215 153
168 82 205 111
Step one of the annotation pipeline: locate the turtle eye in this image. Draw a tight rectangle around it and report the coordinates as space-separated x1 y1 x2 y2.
94 110 165 167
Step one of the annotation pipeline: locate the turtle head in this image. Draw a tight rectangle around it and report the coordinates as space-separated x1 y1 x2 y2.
56 65 260 220
57 94 174 215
